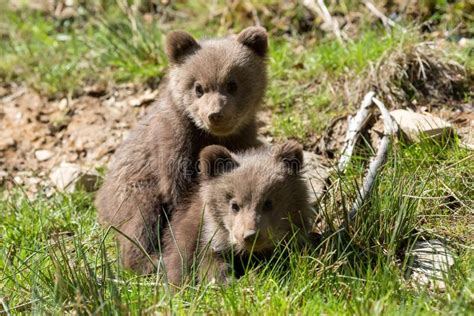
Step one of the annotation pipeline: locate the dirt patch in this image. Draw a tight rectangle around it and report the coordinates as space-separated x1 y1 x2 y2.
0 83 154 193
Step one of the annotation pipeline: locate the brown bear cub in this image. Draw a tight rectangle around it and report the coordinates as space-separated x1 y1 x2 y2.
161 141 313 286
95 27 269 274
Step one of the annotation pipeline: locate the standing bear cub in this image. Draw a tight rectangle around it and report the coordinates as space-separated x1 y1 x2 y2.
161 141 313 286
96 27 268 274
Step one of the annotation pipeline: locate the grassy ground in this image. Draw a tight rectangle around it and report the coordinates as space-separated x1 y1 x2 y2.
1 1 473 314
1 139 472 314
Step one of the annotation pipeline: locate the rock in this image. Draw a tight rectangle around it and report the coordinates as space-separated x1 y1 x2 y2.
390 110 453 142
57 98 68 111
59 7 76 19
406 239 455 290
303 151 331 207
35 149 54 161
128 89 158 107
13 175 24 185
458 37 473 48
48 112 71 133
84 83 107 97
25 177 41 186
0 137 15 151
50 162 100 193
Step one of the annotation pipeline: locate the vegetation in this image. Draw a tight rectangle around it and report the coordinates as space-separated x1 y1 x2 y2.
0 0 472 314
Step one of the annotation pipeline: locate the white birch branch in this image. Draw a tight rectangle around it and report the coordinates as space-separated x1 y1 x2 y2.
338 91 375 171
348 96 396 219
364 1 400 30
336 92 397 220
302 0 345 45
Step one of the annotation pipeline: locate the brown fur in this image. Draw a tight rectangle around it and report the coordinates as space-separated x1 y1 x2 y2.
161 141 313 285
95 27 268 274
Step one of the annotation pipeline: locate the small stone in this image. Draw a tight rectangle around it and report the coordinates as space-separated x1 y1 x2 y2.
35 150 54 161
13 176 24 185
25 177 41 186
458 37 472 48
57 98 68 111
56 34 71 42
0 137 15 151
129 98 142 107
84 83 107 97
128 89 158 107
50 162 100 192
406 239 455 290
390 110 453 142
50 163 81 191
102 96 116 108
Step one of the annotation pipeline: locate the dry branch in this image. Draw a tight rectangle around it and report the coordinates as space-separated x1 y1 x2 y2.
302 0 345 45
337 92 397 220
338 91 375 171
363 1 399 29
348 96 397 219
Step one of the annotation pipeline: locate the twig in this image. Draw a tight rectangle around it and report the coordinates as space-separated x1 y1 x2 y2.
337 93 397 220
349 135 390 219
338 91 375 171
302 0 345 45
373 97 397 135
363 1 398 29
351 96 396 219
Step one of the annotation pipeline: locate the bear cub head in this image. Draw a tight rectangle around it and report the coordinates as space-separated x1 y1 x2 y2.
198 141 312 254
166 27 268 137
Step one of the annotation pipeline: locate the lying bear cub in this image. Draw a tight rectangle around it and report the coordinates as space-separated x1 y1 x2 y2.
161 141 314 286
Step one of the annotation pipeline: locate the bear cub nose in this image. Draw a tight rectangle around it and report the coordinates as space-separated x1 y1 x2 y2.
208 112 224 124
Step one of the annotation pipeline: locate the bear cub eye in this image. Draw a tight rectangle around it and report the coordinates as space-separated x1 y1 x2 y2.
230 201 240 213
195 82 204 98
226 80 238 94
263 199 272 212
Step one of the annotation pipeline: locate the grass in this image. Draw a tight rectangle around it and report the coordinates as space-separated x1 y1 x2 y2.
0 5 166 97
267 28 409 140
1 0 473 314
1 139 473 314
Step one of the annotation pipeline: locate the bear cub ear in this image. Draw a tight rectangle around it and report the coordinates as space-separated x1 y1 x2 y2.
236 26 268 57
165 31 200 64
199 145 238 180
273 141 304 174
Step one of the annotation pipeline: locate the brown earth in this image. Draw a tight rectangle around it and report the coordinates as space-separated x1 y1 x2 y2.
0 83 153 193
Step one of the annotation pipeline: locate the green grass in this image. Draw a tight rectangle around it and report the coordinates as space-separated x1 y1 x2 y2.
267 29 407 140
1 139 472 314
0 6 166 97
1 1 473 314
